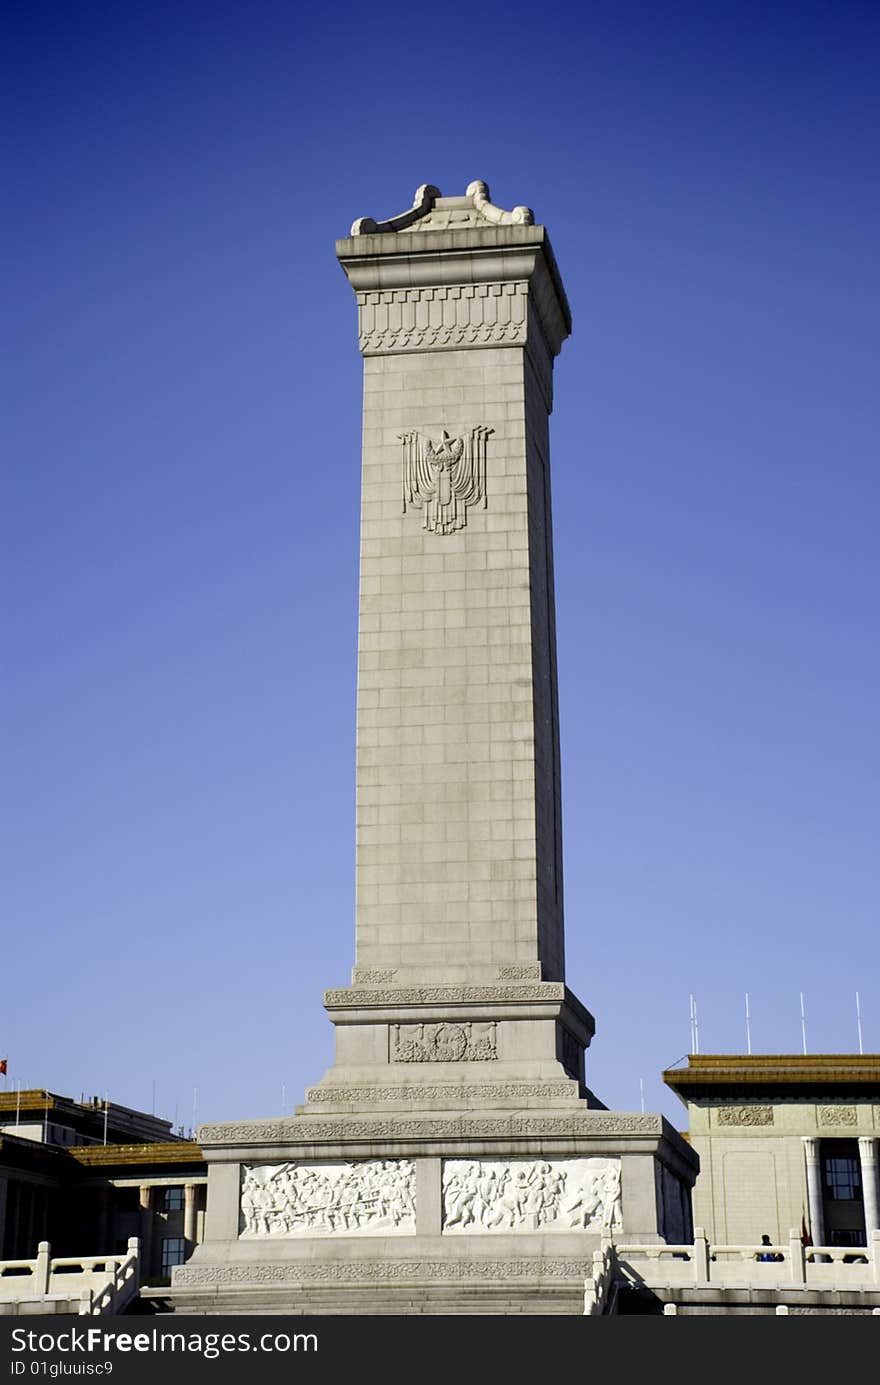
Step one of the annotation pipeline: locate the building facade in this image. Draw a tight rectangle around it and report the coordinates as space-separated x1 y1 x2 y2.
0 1089 206 1284
663 1055 880 1249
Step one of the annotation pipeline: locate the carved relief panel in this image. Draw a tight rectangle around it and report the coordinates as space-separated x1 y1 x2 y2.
400 427 493 534
441 1157 622 1234
716 1105 774 1127
391 1021 497 1063
239 1160 416 1238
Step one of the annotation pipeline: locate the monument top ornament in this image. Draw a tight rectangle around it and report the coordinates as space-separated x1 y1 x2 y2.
350 181 534 237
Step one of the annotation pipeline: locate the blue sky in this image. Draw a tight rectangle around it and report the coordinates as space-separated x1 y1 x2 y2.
2 0 878 1130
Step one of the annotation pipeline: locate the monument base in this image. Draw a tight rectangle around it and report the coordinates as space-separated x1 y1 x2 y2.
167 1097 696 1315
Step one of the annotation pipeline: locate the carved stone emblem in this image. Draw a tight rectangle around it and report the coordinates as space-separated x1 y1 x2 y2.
239 1160 415 1238
818 1105 858 1127
442 1158 622 1235
716 1105 774 1126
392 1022 497 1063
400 427 493 534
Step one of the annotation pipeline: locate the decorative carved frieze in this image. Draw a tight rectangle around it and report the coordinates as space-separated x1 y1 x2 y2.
305 1082 576 1105
240 1160 415 1238
400 428 492 535
392 1022 497 1063
357 281 528 355
817 1105 858 1127
324 983 565 1007
442 1158 621 1234
716 1105 774 1127
352 969 398 985
200 1112 662 1145
175 1257 592 1286
496 964 543 981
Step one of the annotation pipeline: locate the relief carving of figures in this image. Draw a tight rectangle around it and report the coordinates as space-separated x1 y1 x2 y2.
240 1160 416 1238
400 427 493 535
392 1021 497 1063
441 1158 622 1234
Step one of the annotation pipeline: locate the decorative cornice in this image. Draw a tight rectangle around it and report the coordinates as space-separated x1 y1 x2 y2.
68 1141 204 1167
325 983 565 1007
198 1112 662 1146
304 1082 578 1105
664 1054 880 1097
357 281 528 356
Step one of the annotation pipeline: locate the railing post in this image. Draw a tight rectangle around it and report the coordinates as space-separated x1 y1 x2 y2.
788 1227 805 1283
78 1289 92 1316
692 1227 710 1283
34 1241 50 1294
871 1229 880 1285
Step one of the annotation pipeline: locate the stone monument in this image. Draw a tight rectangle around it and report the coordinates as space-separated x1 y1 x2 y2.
169 182 697 1314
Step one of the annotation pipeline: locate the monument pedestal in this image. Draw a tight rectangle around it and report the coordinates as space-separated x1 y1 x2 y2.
170 979 695 1315
168 183 697 1314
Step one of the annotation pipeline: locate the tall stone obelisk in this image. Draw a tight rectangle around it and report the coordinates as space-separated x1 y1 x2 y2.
169 183 697 1315
321 180 593 1095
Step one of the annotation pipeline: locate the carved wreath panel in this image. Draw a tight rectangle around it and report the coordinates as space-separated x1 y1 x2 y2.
817 1105 858 1127
240 1160 415 1238
716 1105 774 1127
442 1158 622 1235
392 1022 497 1063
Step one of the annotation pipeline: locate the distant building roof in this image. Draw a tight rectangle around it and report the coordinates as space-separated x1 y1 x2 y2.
69 1141 203 1169
663 1054 880 1104
0 1089 183 1146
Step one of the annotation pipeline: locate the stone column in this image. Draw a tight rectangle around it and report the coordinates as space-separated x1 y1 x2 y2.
183 1183 199 1251
138 1186 154 1279
0 1175 8 1257
337 182 572 992
803 1137 825 1245
96 1188 111 1253
859 1136 880 1235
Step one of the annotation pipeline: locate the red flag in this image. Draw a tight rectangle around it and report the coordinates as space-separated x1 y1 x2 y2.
801 1212 812 1247
0 1059 7 1075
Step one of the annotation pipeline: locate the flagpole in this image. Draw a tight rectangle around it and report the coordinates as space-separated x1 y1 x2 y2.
745 993 752 1055
800 992 808 1055
856 992 864 1056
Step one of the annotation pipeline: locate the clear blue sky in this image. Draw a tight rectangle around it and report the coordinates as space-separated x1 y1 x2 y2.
3 1 878 1131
